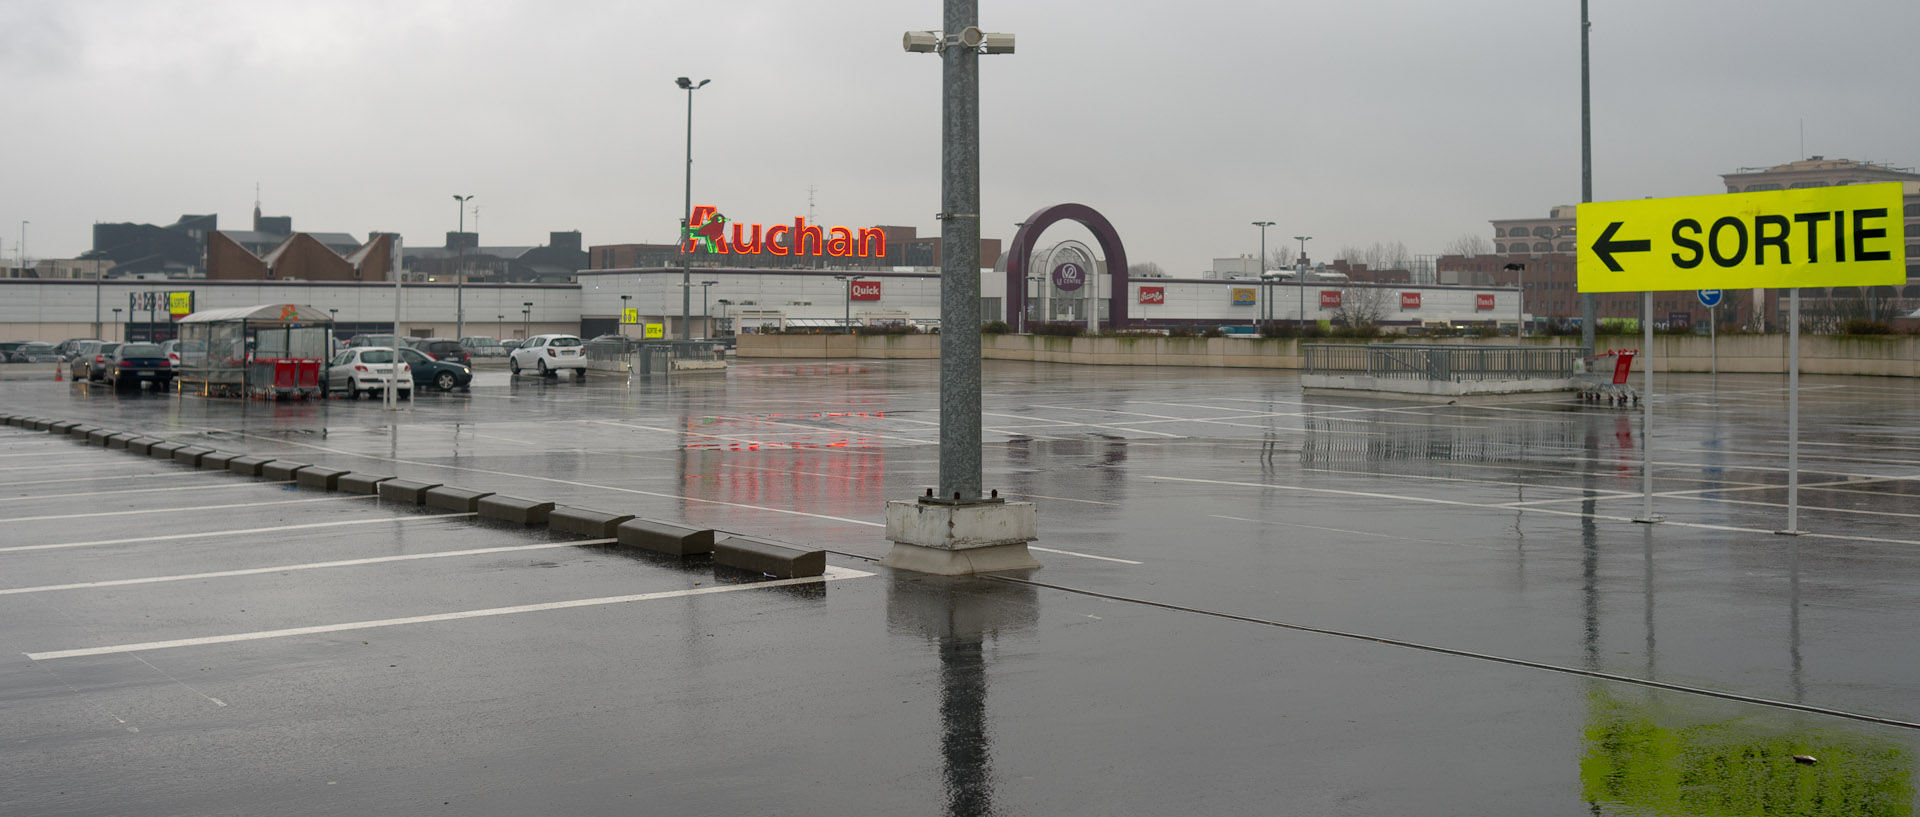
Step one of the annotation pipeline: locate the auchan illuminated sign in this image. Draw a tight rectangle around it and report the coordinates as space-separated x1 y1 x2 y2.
683 206 887 259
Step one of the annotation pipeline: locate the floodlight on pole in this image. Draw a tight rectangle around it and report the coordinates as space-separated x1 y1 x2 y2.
1504 263 1526 337
452 194 474 340
1252 221 1274 326
677 76 711 340
1293 235 1312 327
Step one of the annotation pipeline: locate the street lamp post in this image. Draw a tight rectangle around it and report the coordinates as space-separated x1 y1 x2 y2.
716 299 732 336
1293 235 1313 328
834 275 864 333
1504 263 1527 337
452 194 475 341
677 76 711 341
497 314 504 339
111 308 122 341
522 301 532 340
620 294 632 337
1252 221 1274 328
700 280 718 337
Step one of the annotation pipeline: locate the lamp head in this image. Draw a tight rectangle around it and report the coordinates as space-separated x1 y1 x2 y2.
676 77 692 89
902 30 940 52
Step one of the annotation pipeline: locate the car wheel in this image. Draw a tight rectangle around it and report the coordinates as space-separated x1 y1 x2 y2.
435 372 456 391
537 360 550 377
509 358 521 375
347 378 362 399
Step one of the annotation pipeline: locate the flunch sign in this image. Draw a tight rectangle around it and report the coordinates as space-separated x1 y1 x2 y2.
1400 292 1421 309
684 206 887 258
1475 293 1496 310
850 280 882 301
1319 290 1342 308
1138 286 1165 304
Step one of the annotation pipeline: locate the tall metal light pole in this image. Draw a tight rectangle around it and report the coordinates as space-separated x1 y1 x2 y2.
620 294 632 337
1505 262 1526 337
522 301 532 340
700 280 718 334
1252 221 1274 326
677 76 711 341
886 4 1036 576
452 194 474 340
1293 235 1312 327
834 275 861 332
1579 0 1596 351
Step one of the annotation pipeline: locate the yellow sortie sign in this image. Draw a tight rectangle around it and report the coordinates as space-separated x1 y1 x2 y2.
1576 183 1906 293
621 308 639 325
643 323 664 339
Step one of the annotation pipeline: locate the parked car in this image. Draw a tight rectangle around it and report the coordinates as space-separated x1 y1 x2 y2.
326 347 412 399
501 338 523 351
106 343 173 391
508 334 587 377
55 338 102 361
347 334 407 349
397 346 472 391
70 341 122 381
459 336 508 358
159 339 181 368
411 337 471 365
0 341 30 362
14 342 60 363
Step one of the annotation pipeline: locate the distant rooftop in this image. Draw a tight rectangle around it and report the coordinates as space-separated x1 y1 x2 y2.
1731 156 1917 175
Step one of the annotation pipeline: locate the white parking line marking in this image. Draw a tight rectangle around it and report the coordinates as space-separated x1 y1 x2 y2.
0 513 476 554
0 481 292 504
0 539 616 595
0 495 370 523
1028 547 1143 565
25 566 876 660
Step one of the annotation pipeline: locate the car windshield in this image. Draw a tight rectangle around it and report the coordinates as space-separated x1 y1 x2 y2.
22 343 52 352
466 338 500 347
98 343 120 354
358 350 395 364
399 348 427 363
120 344 163 357
549 337 582 347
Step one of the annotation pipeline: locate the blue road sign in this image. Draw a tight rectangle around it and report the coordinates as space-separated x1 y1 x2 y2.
1697 289 1723 308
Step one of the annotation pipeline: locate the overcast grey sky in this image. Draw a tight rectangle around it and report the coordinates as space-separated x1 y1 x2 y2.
4 0 1915 274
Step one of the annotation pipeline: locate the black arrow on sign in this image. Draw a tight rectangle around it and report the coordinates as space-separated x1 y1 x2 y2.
1591 221 1651 272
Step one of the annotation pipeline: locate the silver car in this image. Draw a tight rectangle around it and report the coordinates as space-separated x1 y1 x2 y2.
326 347 413 399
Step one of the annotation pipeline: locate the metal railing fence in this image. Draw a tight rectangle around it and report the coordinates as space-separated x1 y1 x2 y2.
1304 344 1584 382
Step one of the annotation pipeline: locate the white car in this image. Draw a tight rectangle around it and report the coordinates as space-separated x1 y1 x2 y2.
509 334 587 377
327 347 413 399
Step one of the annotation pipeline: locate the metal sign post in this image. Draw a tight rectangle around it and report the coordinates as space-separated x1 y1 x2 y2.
387 236 402 412
1697 289 1721 376
1635 291 1659 523
1779 288 1803 535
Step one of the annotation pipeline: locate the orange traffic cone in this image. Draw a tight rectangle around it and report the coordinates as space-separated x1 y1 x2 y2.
54 362 63 382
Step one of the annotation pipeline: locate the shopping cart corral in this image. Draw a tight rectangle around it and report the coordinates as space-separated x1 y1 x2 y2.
1575 349 1639 405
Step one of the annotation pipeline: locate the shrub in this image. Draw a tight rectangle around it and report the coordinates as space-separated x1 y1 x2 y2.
1031 322 1085 337
1200 327 1224 338
1838 319 1893 335
1329 325 1382 339
981 320 1010 335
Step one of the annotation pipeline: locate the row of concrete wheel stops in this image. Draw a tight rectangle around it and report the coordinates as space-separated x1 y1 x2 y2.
1 412 827 579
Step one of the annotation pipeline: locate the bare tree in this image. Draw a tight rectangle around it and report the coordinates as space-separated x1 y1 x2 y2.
1443 233 1493 258
1330 285 1390 328
1127 261 1167 278
1334 241 1413 272
1266 246 1297 270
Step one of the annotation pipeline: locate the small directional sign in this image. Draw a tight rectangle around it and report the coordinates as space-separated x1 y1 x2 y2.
1696 289 1722 308
1577 183 1905 292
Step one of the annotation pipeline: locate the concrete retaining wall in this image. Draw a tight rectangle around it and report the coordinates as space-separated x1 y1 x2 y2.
737 333 1920 377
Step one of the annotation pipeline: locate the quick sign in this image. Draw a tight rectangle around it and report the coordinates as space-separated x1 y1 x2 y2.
1231 287 1256 306
1577 183 1906 292
1138 286 1165 304
1476 294 1496 310
850 281 881 301
684 206 887 259
1400 292 1421 309
167 292 193 318
1319 291 1342 308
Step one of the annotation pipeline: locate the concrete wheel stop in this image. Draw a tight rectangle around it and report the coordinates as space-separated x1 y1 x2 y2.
880 498 1040 575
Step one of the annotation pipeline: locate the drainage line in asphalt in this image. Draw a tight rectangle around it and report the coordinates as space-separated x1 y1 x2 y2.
989 575 1920 732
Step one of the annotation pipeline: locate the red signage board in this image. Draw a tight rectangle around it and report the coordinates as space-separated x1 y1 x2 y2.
1138 286 1165 304
1319 290 1342 308
850 280 882 301
1400 292 1421 309
1475 293 1496 310
683 206 887 259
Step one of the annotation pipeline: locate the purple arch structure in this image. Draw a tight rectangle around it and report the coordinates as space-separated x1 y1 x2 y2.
1005 203 1130 330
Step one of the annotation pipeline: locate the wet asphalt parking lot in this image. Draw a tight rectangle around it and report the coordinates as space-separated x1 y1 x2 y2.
4 359 1920 815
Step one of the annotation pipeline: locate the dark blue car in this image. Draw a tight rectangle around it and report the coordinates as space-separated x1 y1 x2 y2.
398 346 472 391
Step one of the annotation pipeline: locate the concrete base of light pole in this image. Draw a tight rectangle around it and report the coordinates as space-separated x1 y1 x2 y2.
879 499 1041 575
